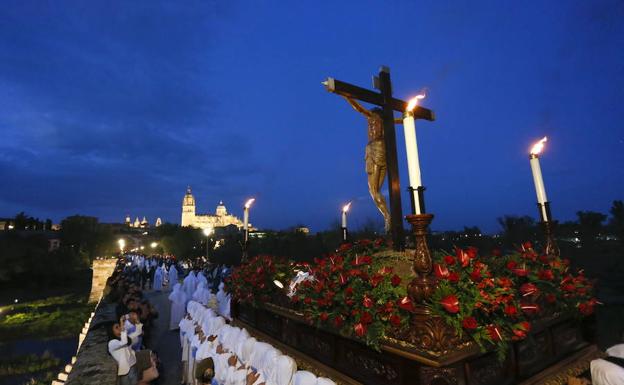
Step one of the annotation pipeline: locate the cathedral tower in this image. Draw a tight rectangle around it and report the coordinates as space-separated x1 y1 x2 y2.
181 186 196 227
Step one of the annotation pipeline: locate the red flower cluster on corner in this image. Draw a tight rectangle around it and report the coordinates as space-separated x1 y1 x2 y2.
225 255 291 307
430 245 596 359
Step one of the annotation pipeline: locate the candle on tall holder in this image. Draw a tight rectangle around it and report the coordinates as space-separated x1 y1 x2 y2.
341 202 351 242
242 198 255 262
402 94 436 304
403 94 426 214
529 137 559 257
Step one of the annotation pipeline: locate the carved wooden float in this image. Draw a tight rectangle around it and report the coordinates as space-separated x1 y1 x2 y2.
233 301 594 385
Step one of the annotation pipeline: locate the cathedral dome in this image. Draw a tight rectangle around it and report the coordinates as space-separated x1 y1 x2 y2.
183 186 195 206
215 201 227 216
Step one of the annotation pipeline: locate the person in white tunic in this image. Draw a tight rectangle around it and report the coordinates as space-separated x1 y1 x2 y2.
153 265 164 291
169 264 179 288
590 344 624 385
193 282 212 306
183 271 198 300
168 283 187 330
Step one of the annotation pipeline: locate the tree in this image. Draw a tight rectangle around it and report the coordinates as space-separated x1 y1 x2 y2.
497 215 537 248
576 211 607 249
609 200 624 248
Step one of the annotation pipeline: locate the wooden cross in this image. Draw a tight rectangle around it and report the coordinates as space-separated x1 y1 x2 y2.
323 66 435 251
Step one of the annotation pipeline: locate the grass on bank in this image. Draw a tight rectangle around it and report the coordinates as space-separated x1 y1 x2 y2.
0 295 93 341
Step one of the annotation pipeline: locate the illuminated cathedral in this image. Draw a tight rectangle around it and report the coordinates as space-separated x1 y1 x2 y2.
181 187 249 230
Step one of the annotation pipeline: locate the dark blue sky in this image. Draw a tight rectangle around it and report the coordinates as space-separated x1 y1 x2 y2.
1 1 623 233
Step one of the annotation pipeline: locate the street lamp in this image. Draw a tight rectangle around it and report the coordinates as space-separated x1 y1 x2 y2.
203 227 214 261
118 239 125 253
150 242 158 249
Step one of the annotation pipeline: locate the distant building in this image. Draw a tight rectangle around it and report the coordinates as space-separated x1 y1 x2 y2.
181 186 252 231
124 214 160 229
294 226 310 234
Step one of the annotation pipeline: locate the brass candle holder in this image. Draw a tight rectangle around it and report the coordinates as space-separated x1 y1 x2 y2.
406 213 437 304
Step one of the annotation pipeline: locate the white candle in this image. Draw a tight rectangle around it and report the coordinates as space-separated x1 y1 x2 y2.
341 202 351 228
403 95 426 214
529 137 549 220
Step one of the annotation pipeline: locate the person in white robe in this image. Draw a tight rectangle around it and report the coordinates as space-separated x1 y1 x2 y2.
292 371 317 385
272 355 296 385
316 378 337 385
196 271 208 288
590 343 624 385
169 264 179 288
168 283 187 330
183 271 198 300
193 282 212 306
153 265 164 291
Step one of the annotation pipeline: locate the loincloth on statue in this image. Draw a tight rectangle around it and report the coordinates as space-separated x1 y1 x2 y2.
365 140 386 173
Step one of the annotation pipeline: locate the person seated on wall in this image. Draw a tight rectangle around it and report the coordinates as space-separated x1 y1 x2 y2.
124 309 144 351
108 317 139 385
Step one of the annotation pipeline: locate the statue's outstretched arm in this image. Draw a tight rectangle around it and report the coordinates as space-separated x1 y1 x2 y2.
343 96 372 118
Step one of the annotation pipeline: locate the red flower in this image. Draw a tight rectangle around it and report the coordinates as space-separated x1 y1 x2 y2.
434 263 449 279
352 255 372 266
339 273 348 286
487 325 503 341
440 295 460 313
370 274 384 288
578 301 595 316
466 247 478 259
444 255 456 265
470 268 482 282
520 283 539 297
562 283 576 292
304 297 312 305
389 314 401 327
521 302 540 315
456 248 470 267
506 261 517 270
448 272 460 283
462 316 478 330
522 241 532 250
334 315 344 328
504 305 518 317
362 295 373 308
498 277 513 288
320 312 329 322
354 322 367 337
345 287 354 297
391 274 402 287
513 268 529 277
538 269 554 281
398 296 415 312
360 311 373 324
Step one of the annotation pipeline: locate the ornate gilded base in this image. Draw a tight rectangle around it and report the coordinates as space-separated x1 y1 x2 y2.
405 214 437 304
540 220 560 258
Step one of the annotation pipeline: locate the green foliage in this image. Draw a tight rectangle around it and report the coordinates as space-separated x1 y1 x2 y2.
0 295 92 341
0 351 61 376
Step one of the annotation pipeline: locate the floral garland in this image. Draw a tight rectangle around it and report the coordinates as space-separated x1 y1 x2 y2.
429 243 596 359
290 239 414 348
224 255 293 307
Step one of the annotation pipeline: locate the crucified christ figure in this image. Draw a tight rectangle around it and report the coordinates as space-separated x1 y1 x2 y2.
343 97 403 233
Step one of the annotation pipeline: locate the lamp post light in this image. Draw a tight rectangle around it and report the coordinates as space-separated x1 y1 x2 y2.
118 239 125 254
203 227 214 262
150 242 158 249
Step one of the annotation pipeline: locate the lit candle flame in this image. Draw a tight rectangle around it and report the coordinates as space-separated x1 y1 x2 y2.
244 198 255 209
342 202 352 213
406 94 426 112
530 137 548 155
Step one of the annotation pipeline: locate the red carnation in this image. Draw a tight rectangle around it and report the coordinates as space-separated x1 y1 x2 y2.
339 273 348 286
345 287 354 297
562 283 576 292
462 316 478 330
470 268 482 282
506 261 517 270
370 274 384 288
513 268 529 277
504 305 518 317
466 247 478 259
578 301 595 316
354 322 367 337
440 295 460 313
360 311 373 324
391 274 402 287
444 255 456 265
389 314 401 327
448 272 460 283
362 295 373 308
434 263 449 279
334 315 344 328
320 312 329 322
398 296 415 312
304 297 312 305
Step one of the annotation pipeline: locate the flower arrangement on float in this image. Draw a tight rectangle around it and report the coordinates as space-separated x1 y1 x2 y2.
429 242 596 358
225 239 596 356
